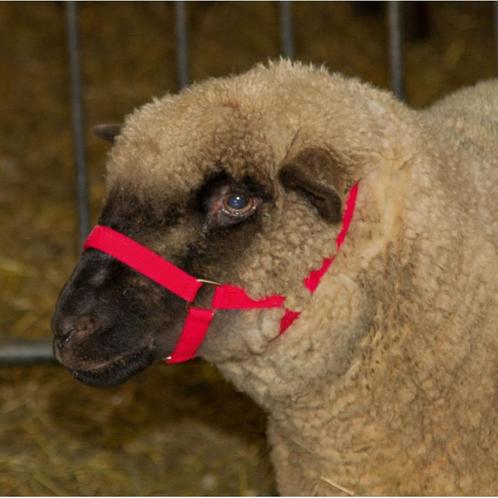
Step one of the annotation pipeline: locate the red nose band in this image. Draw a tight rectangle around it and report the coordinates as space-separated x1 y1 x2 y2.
83 182 359 364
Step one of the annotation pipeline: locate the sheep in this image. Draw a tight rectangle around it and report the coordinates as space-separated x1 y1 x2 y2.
52 60 498 495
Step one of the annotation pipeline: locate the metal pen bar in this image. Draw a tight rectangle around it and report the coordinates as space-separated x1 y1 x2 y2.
387 1 405 100
279 1 295 59
495 2 498 75
66 1 90 248
175 1 189 89
0 339 55 366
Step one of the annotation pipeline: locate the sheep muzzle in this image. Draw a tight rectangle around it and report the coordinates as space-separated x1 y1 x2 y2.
51 248 186 387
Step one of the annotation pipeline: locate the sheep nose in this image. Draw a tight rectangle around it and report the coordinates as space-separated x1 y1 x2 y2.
54 314 100 351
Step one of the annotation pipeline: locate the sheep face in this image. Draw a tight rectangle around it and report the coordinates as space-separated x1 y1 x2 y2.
53 62 415 393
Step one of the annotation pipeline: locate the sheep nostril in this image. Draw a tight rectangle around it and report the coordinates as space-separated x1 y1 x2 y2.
55 315 100 350
57 327 75 347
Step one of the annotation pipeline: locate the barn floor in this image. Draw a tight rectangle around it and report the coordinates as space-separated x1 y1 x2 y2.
0 2 495 495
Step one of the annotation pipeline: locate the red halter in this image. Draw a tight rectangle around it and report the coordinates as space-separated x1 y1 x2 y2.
83 183 359 364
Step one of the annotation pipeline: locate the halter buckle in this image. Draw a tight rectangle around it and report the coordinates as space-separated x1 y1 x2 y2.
184 278 221 312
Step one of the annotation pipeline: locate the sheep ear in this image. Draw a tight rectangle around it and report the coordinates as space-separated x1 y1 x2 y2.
279 148 343 223
93 124 122 144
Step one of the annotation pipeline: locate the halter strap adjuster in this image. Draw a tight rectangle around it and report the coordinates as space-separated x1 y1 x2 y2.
184 278 221 313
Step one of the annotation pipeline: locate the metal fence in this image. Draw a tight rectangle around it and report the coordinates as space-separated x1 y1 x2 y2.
1 1 497 366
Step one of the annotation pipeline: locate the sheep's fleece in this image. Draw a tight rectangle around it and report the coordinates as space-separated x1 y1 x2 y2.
53 61 498 495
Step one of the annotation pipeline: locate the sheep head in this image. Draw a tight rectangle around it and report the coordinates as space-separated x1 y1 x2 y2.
52 61 417 401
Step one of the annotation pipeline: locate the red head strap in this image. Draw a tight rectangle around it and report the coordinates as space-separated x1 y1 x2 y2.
83 182 359 364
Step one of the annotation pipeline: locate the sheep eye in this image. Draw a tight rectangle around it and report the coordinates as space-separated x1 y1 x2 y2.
203 187 262 230
222 193 256 216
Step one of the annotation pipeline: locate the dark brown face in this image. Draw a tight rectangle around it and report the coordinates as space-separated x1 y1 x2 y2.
53 146 346 388
52 171 271 387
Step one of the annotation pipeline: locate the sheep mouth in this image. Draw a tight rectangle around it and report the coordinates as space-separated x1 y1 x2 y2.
69 347 156 388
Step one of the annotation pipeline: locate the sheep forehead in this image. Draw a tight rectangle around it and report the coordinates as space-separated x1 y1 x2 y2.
104 64 316 198
105 61 397 200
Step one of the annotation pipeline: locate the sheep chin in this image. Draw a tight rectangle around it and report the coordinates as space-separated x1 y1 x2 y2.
69 347 156 388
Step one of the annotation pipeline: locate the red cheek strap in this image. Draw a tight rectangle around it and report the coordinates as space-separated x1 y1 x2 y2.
166 308 215 364
213 284 285 309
